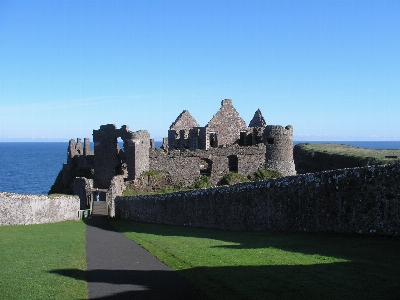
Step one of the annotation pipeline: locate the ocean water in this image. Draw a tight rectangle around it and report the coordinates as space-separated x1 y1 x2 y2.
0 141 399 195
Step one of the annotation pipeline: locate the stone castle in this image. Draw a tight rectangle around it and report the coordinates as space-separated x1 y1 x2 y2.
52 99 296 198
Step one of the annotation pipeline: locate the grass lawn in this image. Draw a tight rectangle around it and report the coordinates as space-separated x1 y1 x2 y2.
0 221 87 300
111 220 400 300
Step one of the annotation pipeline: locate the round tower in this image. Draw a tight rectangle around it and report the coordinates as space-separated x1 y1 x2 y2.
264 125 296 176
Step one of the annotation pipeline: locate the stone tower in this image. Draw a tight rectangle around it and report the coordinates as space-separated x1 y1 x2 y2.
264 125 296 176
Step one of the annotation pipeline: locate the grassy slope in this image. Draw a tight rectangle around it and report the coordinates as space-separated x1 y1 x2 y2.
294 143 400 173
0 221 87 300
299 143 400 161
111 220 400 300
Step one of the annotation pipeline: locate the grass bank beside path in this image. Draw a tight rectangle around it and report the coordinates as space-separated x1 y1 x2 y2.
111 220 400 300
0 221 87 300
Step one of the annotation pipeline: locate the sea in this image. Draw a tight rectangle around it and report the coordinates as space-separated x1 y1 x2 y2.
1 141 399 195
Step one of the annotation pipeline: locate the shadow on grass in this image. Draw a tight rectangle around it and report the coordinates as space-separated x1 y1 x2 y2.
51 261 399 300
50 268 206 300
108 220 400 299
79 218 400 299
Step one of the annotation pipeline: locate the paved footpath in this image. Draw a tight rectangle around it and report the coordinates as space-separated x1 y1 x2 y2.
85 216 207 299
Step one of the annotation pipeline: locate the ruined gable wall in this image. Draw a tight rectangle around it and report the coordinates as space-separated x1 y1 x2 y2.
115 163 400 236
168 110 200 151
206 99 247 147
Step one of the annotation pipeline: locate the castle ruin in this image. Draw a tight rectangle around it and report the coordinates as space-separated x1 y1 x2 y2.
52 99 296 204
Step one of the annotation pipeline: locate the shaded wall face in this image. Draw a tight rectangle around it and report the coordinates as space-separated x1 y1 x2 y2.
115 164 400 236
93 137 120 189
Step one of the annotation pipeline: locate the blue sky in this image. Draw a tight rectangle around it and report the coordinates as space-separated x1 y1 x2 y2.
1 0 399 142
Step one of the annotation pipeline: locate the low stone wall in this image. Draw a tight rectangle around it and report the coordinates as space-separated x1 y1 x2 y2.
115 163 400 236
0 192 80 226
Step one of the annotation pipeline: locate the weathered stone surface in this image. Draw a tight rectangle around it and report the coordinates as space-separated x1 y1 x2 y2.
206 99 247 147
51 99 296 203
106 175 125 217
93 124 150 189
169 110 200 131
249 109 266 127
264 125 296 176
149 144 266 186
72 177 93 209
115 163 400 236
0 192 80 225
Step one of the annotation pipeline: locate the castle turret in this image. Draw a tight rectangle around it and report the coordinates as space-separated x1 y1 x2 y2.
264 125 296 176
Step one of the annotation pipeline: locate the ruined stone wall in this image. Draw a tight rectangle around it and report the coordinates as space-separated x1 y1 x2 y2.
115 163 400 236
72 177 93 209
0 192 80 225
124 130 150 180
206 99 247 147
93 124 120 189
106 175 125 217
149 149 201 186
190 127 207 150
149 145 266 186
68 138 94 167
93 124 150 188
168 110 199 151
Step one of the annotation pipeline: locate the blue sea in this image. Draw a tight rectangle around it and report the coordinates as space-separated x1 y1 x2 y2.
0 141 399 195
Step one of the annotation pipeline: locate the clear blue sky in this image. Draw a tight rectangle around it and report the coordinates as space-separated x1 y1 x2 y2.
1 0 399 142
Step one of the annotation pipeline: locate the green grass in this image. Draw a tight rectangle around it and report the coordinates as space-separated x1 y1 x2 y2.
0 221 87 300
111 220 400 300
299 143 400 165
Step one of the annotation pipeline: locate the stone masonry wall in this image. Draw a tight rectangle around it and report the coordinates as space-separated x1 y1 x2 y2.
206 99 247 147
149 145 266 186
72 177 93 209
0 192 80 225
115 163 400 236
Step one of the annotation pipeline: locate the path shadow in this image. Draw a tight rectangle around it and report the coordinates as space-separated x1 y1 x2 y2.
50 268 206 300
51 261 400 300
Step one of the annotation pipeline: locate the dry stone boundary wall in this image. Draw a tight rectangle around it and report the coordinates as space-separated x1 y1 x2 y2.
114 163 400 236
0 192 80 226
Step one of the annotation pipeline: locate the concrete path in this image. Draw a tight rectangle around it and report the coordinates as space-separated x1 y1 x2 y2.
85 204 206 299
